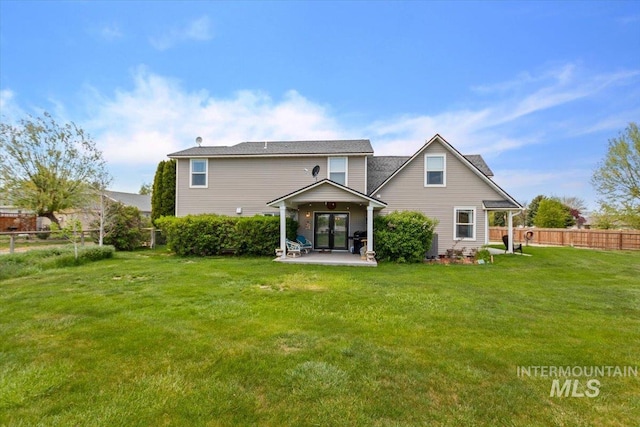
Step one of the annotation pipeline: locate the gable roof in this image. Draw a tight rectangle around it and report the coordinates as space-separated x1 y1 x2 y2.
367 153 494 195
169 140 373 158
267 178 387 209
104 190 152 213
371 134 522 209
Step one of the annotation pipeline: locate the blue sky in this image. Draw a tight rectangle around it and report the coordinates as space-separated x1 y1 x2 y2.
1 1 639 210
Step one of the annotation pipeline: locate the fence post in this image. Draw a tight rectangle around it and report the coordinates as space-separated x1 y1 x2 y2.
9 235 15 254
150 228 155 249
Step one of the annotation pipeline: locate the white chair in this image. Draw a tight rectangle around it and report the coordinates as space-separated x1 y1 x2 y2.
286 239 302 257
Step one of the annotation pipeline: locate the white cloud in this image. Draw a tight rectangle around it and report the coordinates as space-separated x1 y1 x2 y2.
99 23 124 41
150 16 213 50
83 68 346 167
368 64 640 158
493 167 598 209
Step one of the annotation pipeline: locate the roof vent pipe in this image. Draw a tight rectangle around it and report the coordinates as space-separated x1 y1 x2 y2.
264 141 268 149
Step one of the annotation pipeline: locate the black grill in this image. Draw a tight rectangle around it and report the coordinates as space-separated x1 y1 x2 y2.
352 230 367 254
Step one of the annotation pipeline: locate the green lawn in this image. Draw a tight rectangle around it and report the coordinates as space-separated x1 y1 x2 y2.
1 247 638 426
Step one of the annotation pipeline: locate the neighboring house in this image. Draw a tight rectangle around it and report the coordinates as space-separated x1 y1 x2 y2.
168 135 522 257
104 191 152 218
49 191 152 230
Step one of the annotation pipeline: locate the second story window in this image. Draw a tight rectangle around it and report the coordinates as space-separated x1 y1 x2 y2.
425 154 446 187
190 159 208 188
328 157 347 186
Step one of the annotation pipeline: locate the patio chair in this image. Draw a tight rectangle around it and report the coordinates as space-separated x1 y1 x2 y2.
502 235 523 254
286 239 302 257
296 235 313 253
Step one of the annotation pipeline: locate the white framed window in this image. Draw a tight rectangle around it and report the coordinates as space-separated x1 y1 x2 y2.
454 207 476 240
328 157 348 186
425 154 446 187
190 159 208 188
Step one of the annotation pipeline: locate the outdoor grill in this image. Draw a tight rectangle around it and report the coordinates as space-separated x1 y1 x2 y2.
352 230 367 255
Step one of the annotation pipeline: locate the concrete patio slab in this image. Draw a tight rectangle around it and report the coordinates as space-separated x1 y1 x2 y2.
274 251 377 267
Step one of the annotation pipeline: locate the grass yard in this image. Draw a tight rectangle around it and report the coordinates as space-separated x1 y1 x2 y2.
1 247 639 426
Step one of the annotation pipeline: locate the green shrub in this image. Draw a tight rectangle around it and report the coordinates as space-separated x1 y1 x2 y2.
473 247 492 263
374 211 438 263
156 215 298 257
93 202 147 251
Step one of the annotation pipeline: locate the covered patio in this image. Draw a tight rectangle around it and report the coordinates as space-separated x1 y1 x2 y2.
267 179 386 265
482 200 523 254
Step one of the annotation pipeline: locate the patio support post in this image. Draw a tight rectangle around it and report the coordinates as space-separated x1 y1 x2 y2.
484 209 489 245
507 210 514 254
366 204 374 253
279 204 287 259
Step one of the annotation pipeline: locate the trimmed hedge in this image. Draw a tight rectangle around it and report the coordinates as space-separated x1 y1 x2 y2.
374 211 438 263
155 215 298 257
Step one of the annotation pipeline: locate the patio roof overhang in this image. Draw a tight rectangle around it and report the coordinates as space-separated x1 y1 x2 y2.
482 200 523 211
266 179 387 209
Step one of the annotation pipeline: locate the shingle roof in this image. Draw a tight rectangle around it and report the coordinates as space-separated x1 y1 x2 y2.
464 155 494 177
169 140 374 157
105 191 152 213
482 200 521 209
367 156 410 195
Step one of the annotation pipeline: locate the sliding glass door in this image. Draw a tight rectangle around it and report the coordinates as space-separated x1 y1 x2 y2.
314 213 349 250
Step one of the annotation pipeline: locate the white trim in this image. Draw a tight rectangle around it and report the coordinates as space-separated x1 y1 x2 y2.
280 204 287 259
424 154 446 187
453 206 476 241
190 159 208 188
484 210 489 245
367 204 374 253
328 156 348 186
364 156 368 194
507 211 514 254
266 179 386 209
174 159 180 216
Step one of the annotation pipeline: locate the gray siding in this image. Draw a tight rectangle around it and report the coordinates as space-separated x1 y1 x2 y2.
374 140 503 255
176 155 367 217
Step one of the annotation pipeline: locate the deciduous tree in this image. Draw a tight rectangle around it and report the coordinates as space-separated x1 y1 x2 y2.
534 198 573 228
0 112 110 225
591 122 640 229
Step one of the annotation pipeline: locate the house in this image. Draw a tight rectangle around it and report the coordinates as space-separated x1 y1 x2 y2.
104 191 152 218
45 191 151 230
168 135 522 259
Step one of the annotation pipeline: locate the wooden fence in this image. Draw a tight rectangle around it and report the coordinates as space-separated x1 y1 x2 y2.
490 227 640 251
0 213 37 232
